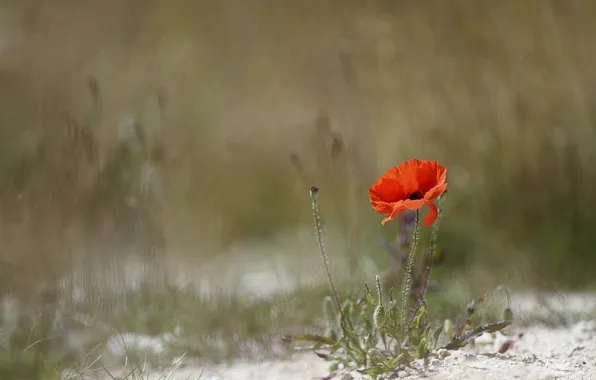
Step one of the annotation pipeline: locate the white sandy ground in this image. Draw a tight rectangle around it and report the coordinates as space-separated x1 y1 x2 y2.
106 320 596 380
92 293 596 380
59 233 596 380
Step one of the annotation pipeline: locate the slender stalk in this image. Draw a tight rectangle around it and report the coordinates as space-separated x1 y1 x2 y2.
414 245 433 315
492 284 513 321
417 196 445 306
400 209 420 333
309 187 345 321
492 284 512 310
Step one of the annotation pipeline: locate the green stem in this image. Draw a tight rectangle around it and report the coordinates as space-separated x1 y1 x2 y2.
310 187 346 325
310 187 366 361
400 209 420 333
417 196 444 305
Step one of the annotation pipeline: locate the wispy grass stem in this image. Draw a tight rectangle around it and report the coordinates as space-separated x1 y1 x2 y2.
309 187 343 318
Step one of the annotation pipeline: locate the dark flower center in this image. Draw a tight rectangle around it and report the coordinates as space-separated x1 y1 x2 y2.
407 191 423 200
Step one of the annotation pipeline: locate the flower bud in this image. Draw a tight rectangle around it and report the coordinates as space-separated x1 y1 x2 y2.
503 308 513 321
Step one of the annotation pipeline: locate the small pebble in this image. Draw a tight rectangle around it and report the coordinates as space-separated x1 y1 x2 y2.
498 339 516 354
522 353 538 363
437 348 450 359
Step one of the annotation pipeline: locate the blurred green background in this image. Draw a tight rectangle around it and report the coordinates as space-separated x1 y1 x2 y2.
1 0 596 314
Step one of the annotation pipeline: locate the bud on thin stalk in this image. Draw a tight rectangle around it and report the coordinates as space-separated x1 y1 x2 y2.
310 186 346 326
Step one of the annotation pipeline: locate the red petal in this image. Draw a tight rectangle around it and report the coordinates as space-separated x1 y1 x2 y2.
382 199 425 225
369 167 406 205
417 160 447 195
424 182 448 201
395 159 422 196
422 200 439 226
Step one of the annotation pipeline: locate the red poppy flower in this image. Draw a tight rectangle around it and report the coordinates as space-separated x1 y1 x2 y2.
368 159 448 227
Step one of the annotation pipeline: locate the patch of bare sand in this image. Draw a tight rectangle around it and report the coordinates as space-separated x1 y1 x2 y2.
125 293 596 380
166 320 594 380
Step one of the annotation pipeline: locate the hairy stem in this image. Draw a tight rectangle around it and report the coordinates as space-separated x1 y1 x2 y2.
310 187 345 323
416 196 445 311
400 209 420 333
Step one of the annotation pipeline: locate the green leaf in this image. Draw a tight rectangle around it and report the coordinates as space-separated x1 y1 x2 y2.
324 326 338 341
330 338 344 355
328 362 339 372
367 291 375 306
433 326 444 348
314 351 329 359
411 303 427 330
290 334 336 346
358 366 385 379
441 320 512 350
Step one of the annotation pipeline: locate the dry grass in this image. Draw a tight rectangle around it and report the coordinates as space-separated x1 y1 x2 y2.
2 0 595 288
1 0 596 376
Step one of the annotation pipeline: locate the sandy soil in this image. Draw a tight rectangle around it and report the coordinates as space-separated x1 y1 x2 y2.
63 244 596 380
159 321 595 380
99 293 596 380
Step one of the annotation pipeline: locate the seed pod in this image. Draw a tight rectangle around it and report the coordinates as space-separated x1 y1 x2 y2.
467 300 476 317
503 307 513 321
373 303 385 330
432 248 446 266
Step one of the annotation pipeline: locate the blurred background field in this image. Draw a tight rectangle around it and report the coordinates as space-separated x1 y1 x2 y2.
1 0 596 375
